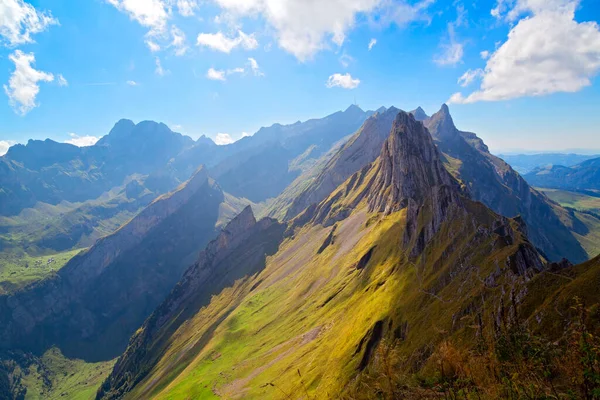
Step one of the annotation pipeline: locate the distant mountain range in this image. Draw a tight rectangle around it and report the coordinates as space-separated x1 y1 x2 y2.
525 156 600 191
497 153 600 174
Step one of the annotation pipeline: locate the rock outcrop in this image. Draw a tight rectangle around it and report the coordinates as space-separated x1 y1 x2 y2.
367 111 459 214
284 107 400 220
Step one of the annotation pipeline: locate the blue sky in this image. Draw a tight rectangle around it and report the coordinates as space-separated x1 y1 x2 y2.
1 0 599 155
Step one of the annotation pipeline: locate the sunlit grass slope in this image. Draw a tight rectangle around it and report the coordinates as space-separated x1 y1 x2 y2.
115 188 539 399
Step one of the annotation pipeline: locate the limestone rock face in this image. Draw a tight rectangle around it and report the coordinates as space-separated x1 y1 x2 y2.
367 111 458 215
284 107 399 220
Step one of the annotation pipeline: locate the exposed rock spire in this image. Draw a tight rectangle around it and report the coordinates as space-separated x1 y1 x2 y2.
367 111 458 215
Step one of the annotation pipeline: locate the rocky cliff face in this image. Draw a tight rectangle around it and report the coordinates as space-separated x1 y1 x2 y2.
367 112 459 214
283 107 400 220
97 207 286 400
424 105 589 263
0 167 231 361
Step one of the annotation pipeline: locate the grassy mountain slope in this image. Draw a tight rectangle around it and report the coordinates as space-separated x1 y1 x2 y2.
98 112 557 399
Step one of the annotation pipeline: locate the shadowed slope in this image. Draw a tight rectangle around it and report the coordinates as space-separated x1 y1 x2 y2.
0 168 246 361
425 105 590 263
97 207 286 399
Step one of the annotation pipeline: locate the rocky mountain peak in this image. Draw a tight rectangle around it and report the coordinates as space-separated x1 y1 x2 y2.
367 111 458 214
425 104 458 141
222 205 256 237
410 106 429 121
345 104 364 114
96 119 136 146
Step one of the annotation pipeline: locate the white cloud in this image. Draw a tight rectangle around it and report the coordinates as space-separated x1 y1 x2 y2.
57 74 68 87
0 0 58 46
196 30 258 53
145 39 161 52
492 0 574 21
214 133 235 145
434 24 464 66
247 57 264 76
368 38 377 50
155 57 169 76
339 52 354 68
176 0 198 17
126 80 138 86
241 131 251 138
457 69 483 87
3 50 55 115
65 133 99 147
207 67 226 81
480 50 490 59
106 0 169 34
0 140 17 156
326 73 360 89
170 25 188 55
450 1 600 104
227 67 245 74
108 0 194 55
213 0 434 61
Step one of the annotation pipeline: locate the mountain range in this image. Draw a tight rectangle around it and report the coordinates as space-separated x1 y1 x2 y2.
525 156 600 192
497 153 600 174
1 105 599 399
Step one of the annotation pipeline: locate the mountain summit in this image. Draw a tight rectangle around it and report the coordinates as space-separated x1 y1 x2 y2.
368 111 458 214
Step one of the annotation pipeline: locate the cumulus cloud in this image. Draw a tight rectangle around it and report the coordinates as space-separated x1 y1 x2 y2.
0 0 58 46
368 38 377 50
4 50 55 115
65 133 99 147
196 30 258 53
214 133 235 145
0 140 17 156
126 80 138 86
106 0 169 34
492 0 574 21
450 0 600 104
480 50 490 59
107 0 191 55
207 67 226 81
326 73 360 89
213 0 434 61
